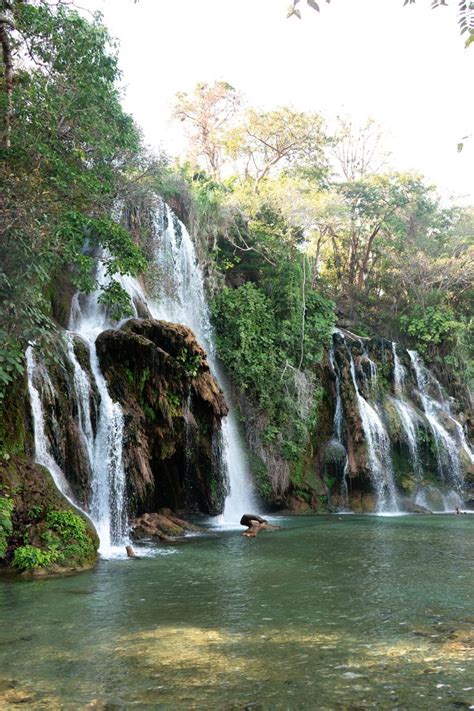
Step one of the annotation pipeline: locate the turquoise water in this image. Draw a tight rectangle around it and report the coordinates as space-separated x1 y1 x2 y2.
1 515 473 709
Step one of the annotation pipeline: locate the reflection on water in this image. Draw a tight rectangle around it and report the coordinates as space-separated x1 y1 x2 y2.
0 515 473 709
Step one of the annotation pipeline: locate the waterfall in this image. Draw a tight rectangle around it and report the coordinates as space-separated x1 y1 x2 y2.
68 267 129 554
408 350 467 495
346 344 399 512
392 342 406 395
25 347 75 502
142 202 256 523
363 344 378 388
329 345 343 443
391 397 422 480
390 343 423 480
329 343 349 505
65 334 95 467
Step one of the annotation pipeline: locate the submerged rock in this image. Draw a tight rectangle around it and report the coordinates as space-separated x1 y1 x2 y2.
130 509 204 541
403 500 432 514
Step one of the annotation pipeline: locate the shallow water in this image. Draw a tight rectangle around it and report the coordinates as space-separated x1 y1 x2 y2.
1 515 473 710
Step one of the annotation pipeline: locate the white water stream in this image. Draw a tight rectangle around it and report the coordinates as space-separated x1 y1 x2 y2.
408 350 468 495
25 347 74 502
346 341 399 513
328 342 350 506
68 266 129 555
142 202 257 524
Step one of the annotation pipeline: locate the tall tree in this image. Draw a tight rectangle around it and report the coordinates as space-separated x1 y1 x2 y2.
0 1 146 396
173 81 240 179
225 107 329 192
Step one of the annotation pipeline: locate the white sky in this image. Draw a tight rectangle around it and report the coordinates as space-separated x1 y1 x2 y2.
84 0 474 203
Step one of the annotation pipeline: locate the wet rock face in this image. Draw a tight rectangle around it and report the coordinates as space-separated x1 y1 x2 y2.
96 319 229 517
317 332 473 511
31 339 97 509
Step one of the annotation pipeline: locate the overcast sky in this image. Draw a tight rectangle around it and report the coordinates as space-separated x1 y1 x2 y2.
83 0 474 203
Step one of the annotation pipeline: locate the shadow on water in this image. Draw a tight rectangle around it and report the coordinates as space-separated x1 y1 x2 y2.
0 515 473 709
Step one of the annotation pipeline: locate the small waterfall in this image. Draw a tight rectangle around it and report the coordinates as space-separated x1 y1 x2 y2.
329 343 349 506
68 268 129 553
363 344 378 388
390 343 422 480
329 345 343 442
392 342 406 395
391 397 422 480
346 343 399 512
144 202 256 523
408 350 466 494
65 334 95 467
25 347 74 503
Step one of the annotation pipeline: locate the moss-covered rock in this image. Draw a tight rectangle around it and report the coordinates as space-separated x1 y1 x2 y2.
96 319 229 517
0 374 98 575
0 456 98 575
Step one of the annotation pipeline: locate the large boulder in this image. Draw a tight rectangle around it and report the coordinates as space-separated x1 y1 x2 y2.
96 319 229 517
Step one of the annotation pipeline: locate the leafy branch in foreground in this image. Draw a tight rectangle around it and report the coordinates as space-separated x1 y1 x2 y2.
288 0 474 45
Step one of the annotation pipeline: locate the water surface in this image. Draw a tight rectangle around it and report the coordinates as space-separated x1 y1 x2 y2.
1 515 473 709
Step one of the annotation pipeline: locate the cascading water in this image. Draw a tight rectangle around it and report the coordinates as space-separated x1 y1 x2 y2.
363 344 378 389
329 345 343 443
328 343 349 505
392 342 406 395
408 350 467 495
68 268 129 554
345 341 399 512
391 397 422 480
26 347 74 502
142 202 257 523
65 333 95 468
390 343 422 480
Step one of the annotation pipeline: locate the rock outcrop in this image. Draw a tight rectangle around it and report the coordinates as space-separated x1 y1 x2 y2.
96 319 229 517
0 374 98 574
130 509 204 541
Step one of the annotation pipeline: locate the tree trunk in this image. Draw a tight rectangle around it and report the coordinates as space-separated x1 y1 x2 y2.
0 10 14 149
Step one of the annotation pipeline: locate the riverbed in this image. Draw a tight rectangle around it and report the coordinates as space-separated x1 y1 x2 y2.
1 514 473 709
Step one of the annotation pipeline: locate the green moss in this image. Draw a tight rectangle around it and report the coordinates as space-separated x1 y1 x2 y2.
391 448 415 489
177 349 203 378
249 452 272 501
0 375 29 460
166 392 182 418
0 496 14 558
12 509 96 572
142 403 157 422
291 458 305 487
123 365 150 395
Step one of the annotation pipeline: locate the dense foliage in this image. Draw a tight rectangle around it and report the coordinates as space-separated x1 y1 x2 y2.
11 509 96 571
167 82 473 495
0 4 471 505
0 496 14 558
0 1 147 399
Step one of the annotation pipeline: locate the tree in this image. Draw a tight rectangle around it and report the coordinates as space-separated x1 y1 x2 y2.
173 81 240 179
0 1 146 397
331 116 390 182
224 107 329 192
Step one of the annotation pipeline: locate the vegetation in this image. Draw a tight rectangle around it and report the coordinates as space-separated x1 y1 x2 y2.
171 83 473 391
0 3 472 512
166 80 474 495
12 509 96 572
0 1 148 400
0 496 13 558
